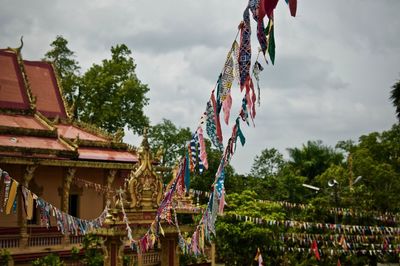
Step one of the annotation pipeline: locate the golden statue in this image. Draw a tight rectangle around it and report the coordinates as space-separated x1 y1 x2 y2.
128 129 163 210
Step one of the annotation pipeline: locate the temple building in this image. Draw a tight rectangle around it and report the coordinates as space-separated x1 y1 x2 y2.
0 43 205 266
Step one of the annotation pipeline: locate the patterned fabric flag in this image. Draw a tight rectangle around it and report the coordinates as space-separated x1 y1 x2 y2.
215 169 225 199
206 100 223 151
220 46 235 124
232 41 240 84
248 0 268 55
196 127 208 171
239 7 252 90
189 138 197 172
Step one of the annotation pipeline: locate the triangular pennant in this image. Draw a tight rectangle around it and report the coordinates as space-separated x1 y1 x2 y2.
266 19 275 65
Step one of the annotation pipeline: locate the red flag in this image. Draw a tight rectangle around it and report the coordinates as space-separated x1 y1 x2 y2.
311 240 320 261
263 0 279 19
337 258 341 266
254 248 264 266
289 0 297 17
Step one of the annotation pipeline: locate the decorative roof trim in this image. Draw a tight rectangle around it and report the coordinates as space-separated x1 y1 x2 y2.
0 156 137 169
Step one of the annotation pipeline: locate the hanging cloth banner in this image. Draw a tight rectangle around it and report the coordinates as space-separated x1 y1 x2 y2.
184 152 191 192
205 100 223 151
21 186 34 220
215 169 225 199
196 127 208 171
2 173 11 212
266 18 276 65
253 61 264 105
220 43 236 125
210 92 223 143
232 41 241 84
239 7 252 90
244 77 257 121
262 0 279 19
5 179 18 215
284 0 297 17
235 118 246 148
248 0 268 56
189 134 198 173
240 97 250 125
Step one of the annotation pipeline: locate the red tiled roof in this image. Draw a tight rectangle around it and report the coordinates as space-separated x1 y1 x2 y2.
0 135 70 151
57 124 108 142
0 114 48 130
78 147 137 162
0 51 30 110
23 61 67 119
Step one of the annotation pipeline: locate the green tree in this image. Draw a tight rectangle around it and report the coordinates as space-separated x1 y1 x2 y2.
32 253 64 266
80 234 104 266
250 148 284 179
43 36 80 111
45 38 150 134
287 140 344 181
148 119 191 169
390 79 400 121
78 44 149 134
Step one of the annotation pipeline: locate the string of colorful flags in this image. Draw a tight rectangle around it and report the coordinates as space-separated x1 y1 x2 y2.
0 169 108 236
187 189 399 223
229 214 400 235
256 199 400 224
110 0 298 254
72 177 113 195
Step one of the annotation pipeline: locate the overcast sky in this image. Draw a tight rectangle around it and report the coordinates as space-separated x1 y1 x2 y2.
1 0 399 174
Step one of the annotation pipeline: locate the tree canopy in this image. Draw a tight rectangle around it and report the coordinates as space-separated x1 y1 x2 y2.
44 36 149 134
390 79 400 121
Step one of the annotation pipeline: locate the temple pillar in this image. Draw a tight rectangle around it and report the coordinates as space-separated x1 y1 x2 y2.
19 165 37 248
160 234 179 266
61 168 76 246
105 170 117 207
102 235 125 266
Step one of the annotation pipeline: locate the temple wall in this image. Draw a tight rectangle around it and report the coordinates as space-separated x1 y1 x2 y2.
76 168 105 220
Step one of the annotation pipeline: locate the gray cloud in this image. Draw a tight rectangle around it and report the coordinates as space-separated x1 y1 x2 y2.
1 0 399 174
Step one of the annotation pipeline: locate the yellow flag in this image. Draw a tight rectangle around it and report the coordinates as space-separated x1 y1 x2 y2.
5 180 18 214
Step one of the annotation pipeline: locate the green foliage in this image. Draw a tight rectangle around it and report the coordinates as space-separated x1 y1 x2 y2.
44 35 81 110
78 44 149 134
71 246 80 261
250 148 284 178
287 140 344 181
81 234 104 266
45 37 149 134
0 249 11 266
148 118 191 180
215 125 400 265
32 253 64 266
390 79 400 121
